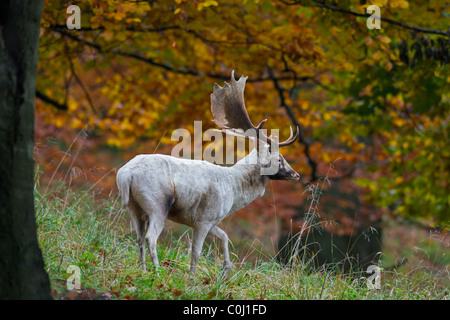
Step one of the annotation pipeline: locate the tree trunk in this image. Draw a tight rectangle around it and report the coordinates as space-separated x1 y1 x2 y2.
0 0 51 299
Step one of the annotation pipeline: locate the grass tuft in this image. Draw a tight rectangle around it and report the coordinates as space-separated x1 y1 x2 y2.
36 183 449 300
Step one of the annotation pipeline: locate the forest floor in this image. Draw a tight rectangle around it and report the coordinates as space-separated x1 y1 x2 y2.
35 184 449 300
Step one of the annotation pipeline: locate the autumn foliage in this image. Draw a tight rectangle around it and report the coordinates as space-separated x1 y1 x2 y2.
35 0 449 243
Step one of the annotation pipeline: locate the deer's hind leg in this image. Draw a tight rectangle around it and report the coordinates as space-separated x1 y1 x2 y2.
144 213 166 268
128 195 149 270
209 225 232 277
133 193 173 269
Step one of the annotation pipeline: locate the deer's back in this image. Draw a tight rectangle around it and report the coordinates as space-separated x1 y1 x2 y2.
123 154 235 226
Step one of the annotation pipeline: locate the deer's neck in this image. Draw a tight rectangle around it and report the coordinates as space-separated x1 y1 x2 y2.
226 158 270 214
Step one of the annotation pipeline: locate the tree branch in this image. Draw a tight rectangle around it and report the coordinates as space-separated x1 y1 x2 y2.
281 0 449 37
67 54 97 114
267 67 318 181
51 24 252 46
35 90 68 111
53 28 311 83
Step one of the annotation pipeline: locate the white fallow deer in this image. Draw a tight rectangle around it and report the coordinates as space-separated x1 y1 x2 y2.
116 70 300 276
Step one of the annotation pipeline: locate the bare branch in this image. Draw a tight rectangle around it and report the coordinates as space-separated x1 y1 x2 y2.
67 55 97 114
267 67 318 181
35 90 68 111
50 23 253 46
280 0 449 37
52 28 311 83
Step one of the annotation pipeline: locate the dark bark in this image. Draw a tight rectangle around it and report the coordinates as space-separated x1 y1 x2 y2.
0 0 51 299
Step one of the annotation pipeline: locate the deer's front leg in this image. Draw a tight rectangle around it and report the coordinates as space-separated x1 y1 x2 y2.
190 225 211 274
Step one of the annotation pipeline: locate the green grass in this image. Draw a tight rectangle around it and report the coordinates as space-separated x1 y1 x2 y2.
35 185 449 300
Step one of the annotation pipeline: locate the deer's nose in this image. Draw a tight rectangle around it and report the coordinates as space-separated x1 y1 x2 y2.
291 172 300 181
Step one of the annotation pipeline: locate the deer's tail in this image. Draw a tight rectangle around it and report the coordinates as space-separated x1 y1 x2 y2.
116 167 132 211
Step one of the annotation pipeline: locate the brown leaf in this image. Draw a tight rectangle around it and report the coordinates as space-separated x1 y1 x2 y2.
173 288 182 297
65 290 81 300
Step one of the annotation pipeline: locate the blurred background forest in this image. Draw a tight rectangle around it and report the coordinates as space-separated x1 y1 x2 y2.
35 0 448 274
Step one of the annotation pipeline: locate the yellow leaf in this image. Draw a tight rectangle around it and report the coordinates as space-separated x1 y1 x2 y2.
373 0 387 7
376 35 391 44
372 50 383 62
364 37 375 48
68 100 77 112
54 116 65 128
323 113 332 121
384 61 393 71
203 0 219 7
126 18 141 23
114 11 127 21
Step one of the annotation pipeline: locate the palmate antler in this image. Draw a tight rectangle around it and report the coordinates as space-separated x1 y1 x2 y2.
210 70 299 148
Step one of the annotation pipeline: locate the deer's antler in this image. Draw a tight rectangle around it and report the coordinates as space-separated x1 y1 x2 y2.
210 70 298 148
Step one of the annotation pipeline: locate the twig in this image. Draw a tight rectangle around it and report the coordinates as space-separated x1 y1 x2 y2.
67 54 98 114
280 0 450 37
36 90 68 110
52 28 310 83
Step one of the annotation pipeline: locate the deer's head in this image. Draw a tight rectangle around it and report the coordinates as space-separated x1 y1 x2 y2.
210 70 300 182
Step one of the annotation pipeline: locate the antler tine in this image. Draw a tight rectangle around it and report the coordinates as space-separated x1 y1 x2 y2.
256 118 267 130
278 126 299 147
